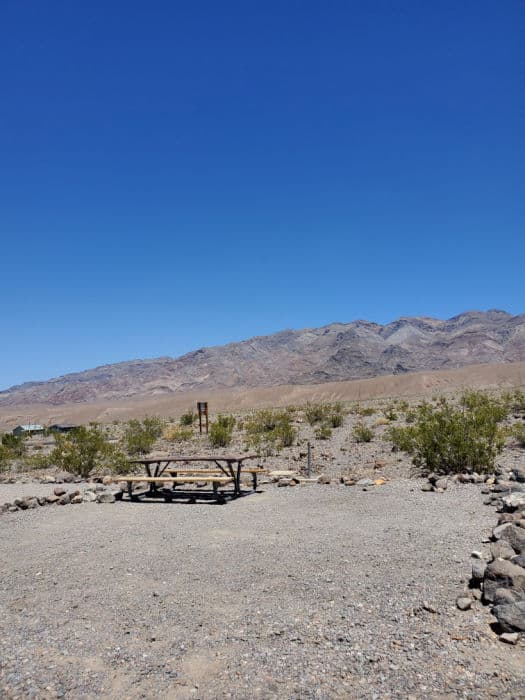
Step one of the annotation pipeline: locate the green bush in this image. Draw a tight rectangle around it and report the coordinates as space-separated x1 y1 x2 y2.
353 422 374 443
0 444 13 471
356 406 376 417
384 406 398 421
386 390 508 474
244 409 296 454
327 402 345 428
404 410 417 424
179 410 196 426
122 416 164 456
209 414 236 447
315 424 332 440
49 425 128 479
304 402 328 425
1 432 25 457
502 389 525 413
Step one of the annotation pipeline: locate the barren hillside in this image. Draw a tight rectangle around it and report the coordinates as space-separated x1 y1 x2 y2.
1 309 524 412
1 360 525 431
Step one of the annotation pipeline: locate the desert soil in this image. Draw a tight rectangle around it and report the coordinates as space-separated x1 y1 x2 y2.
1 360 524 430
1 479 524 699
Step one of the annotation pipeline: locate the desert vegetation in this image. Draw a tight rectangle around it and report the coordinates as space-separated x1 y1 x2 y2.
0 388 523 481
386 391 509 474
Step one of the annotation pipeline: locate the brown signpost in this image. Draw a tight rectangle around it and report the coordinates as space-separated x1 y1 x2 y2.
197 401 209 435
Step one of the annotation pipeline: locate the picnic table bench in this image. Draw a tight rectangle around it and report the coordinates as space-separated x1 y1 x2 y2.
115 475 235 502
116 454 262 502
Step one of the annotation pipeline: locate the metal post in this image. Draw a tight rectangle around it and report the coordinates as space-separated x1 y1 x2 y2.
307 441 312 478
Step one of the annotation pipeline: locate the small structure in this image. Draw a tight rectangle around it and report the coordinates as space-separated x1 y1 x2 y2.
12 424 44 437
48 423 77 434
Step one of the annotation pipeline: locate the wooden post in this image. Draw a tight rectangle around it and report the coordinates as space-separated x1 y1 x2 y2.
307 441 312 477
197 402 209 435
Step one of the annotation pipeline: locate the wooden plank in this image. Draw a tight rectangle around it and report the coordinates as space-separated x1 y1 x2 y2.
166 467 267 475
115 476 233 485
129 455 258 465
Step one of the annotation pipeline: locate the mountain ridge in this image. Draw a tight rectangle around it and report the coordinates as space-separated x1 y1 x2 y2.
1 309 524 407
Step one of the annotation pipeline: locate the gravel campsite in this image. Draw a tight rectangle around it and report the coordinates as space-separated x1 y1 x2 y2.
1 477 524 699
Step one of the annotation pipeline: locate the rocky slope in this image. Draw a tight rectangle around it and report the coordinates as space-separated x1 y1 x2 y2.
1 309 524 407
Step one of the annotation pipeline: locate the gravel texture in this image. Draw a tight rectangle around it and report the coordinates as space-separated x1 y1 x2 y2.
1 479 524 699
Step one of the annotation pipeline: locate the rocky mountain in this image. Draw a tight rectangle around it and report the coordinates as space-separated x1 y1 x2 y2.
1 310 524 407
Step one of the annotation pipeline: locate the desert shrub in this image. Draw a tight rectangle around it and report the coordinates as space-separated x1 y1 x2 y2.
397 400 410 412
329 412 344 428
49 425 128 478
384 406 398 421
356 406 376 417
386 390 508 474
0 444 13 471
209 414 236 447
179 410 195 426
512 422 525 447
304 402 329 425
404 410 417 424
244 409 296 454
1 432 25 457
315 424 332 440
327 402 345 428
353 423 374 443
164 426 193 443
374 417 390 427
502 389 525 413
386 425 416 453
122 416 164 456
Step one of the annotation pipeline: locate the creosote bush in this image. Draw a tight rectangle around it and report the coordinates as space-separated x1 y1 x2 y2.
352 422 374 443
209 414 236 447
0 432 26 470
355 406 376 417
386 390 508 474
49 425 129 479
244 409 296 455
502 389 525 413
122 416 164 456
179 410 196 426
327 402 345 428
304 402 328 425
305 402 345 428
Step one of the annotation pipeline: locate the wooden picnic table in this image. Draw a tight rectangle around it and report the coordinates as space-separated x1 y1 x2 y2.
128 454 260 497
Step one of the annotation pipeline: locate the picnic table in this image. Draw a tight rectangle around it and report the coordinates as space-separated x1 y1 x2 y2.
118 454 261 501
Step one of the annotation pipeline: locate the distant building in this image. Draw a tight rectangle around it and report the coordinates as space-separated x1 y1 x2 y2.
48 423 77 434
12 424 44 437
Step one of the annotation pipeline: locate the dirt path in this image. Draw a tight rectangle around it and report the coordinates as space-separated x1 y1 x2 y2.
0 480 523 699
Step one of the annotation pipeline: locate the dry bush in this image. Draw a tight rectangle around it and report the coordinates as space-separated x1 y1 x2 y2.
164 426 193 443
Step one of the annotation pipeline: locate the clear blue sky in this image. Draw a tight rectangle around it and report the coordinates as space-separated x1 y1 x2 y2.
1 1 523 389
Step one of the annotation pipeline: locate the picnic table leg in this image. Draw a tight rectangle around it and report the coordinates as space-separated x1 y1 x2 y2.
213 481 225 504
234 461 242 496
127 480 133 500
252 471 257 491
150 462 161 496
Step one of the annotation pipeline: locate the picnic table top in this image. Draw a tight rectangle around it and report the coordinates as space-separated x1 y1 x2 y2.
129 454 259 465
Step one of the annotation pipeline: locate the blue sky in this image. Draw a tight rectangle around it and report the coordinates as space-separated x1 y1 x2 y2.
1 1 523 389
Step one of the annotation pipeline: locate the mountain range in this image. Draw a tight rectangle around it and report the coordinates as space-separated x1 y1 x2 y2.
1 309 524 408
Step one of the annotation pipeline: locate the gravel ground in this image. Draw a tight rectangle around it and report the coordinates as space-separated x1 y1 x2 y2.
1 479 524 699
